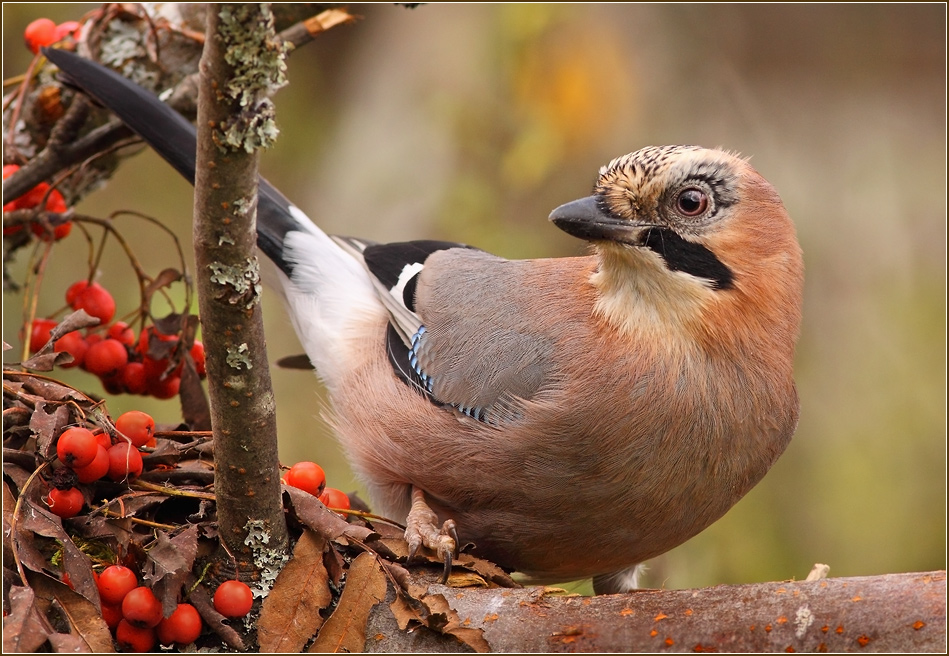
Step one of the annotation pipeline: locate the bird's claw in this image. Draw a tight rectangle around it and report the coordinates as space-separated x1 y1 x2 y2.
405 488 458 582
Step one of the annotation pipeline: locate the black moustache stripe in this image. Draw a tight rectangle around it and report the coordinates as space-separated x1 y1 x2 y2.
641 228 734 290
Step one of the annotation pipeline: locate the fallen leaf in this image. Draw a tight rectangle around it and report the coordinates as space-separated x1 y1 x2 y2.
17 498 99 606
453 552 519 588
420 592 490 653
29 571 114 652
284 485 375 543
30 401 70 459
3 586 54 653
143 526 199 616
389 590 428 631
308 552 387 653
258 530 333 652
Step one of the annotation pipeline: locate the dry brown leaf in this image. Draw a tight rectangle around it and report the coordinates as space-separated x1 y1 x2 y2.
445 571 489 588
178 357 211 430
17 499 96 606
284 485 375 543
323 541 345 588
258 529 333 653
452 552 519 588
389 591 428 632
308 552 387 653
29 572 114 653
30 401 70 460
19 351 73 371
47 632 92 653
143 525 199 616
420 592 490 653
144 270 184 307
3 586 53 653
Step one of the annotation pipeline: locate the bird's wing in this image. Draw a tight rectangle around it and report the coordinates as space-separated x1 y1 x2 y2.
335 238 559 425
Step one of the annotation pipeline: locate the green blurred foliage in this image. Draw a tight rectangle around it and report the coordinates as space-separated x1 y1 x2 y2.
3 4 945 590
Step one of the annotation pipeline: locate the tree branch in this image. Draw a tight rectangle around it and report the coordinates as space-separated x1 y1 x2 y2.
193 3 288 569
366 570 947 653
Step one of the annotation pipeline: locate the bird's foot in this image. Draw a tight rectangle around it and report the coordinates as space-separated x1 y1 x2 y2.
405 487 458 583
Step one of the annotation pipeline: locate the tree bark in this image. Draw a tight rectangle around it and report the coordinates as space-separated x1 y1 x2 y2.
365 570 947 653
193 3 288 570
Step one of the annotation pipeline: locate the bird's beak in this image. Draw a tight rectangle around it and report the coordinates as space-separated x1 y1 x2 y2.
549 196 641 245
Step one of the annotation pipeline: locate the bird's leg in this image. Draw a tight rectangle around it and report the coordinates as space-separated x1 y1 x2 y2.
405 486 458 582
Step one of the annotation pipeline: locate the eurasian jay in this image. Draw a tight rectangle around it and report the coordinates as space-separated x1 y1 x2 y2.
43 48 804 594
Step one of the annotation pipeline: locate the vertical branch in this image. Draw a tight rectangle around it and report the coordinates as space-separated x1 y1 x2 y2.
194 4 289 569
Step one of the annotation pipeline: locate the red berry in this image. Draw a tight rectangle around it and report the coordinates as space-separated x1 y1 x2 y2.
73 445 109 483
156 603 202 645
24 18 57 55
15 181 51 209
319 487 351 513
213 580 253 618
53 21 81 42
115 618 156 652
121 362 148 395
115 411 155 448
65 280 89 307
54 330 88 368
72 282 115 324
56 427 98 468
30 219 72 241
2 165 21 214
121 586 163 628
45 187 67 211
83 338 128 377
100 372 125 395
147 373 180 400
108 321 136 346
93 430 112 450
28 318 57 353
285 461 326 497
28 188 70 241
97 565 137 605
106 442 144 481
190 340 206 376
45 487 83 518
101 601 123 629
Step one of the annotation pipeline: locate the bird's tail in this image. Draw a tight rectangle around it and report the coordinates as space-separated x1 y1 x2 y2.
41 48 384 386
44 47 300 277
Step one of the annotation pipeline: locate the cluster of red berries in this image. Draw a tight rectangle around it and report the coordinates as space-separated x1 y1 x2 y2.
46 411 156 519
283 461 351 513
29 280 205 399
23 17 81 55
73 563 252 651
3 164 71 241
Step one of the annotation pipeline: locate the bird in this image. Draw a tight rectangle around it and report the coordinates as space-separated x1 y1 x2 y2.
44 48 803 594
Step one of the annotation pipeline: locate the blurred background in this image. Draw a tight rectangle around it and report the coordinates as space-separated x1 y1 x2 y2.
3 4 945 591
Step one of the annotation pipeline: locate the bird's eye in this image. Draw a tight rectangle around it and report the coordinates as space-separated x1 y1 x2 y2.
675 188 709 216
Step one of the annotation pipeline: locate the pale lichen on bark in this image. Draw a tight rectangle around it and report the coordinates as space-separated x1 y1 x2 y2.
214 4 288 152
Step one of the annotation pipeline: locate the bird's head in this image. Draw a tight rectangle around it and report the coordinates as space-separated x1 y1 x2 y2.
551 145 803 354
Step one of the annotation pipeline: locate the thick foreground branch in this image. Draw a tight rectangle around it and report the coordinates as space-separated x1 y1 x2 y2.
194 4 288 563
366 571 946 653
